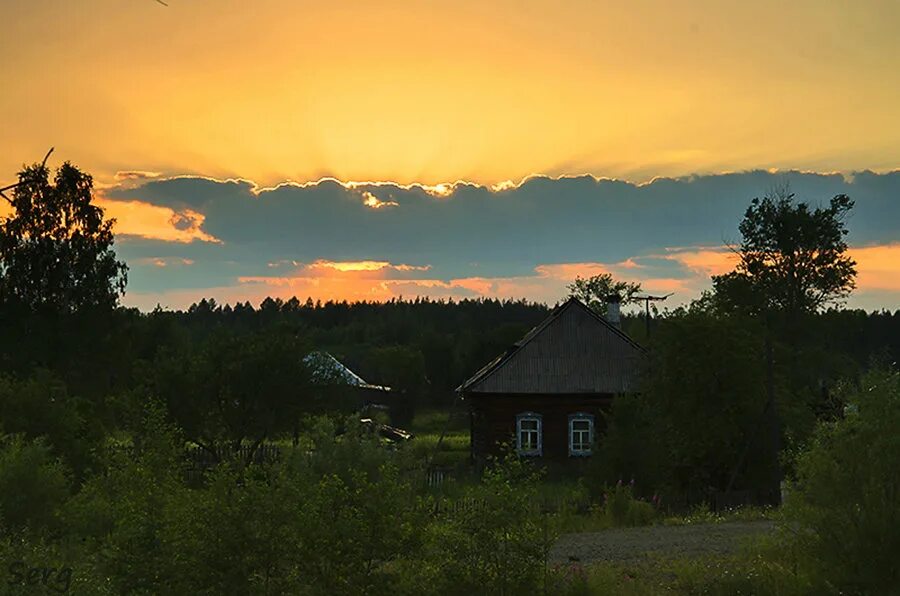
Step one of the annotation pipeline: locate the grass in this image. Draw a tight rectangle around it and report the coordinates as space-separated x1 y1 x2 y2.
661 504 778 526
549 541 817 595
409 408 467 434
405 408 471 470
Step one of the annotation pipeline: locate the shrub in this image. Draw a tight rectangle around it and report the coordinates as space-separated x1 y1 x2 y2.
0 372 96 479
420 454 556 595
0 436 69 533
161 417 424 595
61 399 187 593
781 367 900 594
595 482 658 528
0 532 114 595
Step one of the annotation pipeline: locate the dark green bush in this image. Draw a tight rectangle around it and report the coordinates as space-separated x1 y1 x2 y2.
782 367 900 594
419 454 556 595
0 436 69 533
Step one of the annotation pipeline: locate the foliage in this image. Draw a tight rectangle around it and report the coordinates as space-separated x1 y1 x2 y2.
548 561 660 596
363 344 427 426
661 504 776 526
549 539 821 596
713 188 856 316
419 454 556 595
0 371 98 479
0 161 126 313
61 400 186 593
600 310 781 495
567 273 642 315
149 329 315 459
0 532 113 595
595 482 659 528
0 436 70 534
666 548 820 596
590 393 669 493
781 367 900 594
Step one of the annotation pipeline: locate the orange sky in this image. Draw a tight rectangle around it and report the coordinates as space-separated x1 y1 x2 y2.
2 0 899 187
121 245 900 312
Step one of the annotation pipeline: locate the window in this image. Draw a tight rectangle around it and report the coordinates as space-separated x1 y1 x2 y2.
568 413 594 456
516 412 542 456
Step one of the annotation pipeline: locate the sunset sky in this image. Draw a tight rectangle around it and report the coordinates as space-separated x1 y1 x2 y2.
2 1 898 310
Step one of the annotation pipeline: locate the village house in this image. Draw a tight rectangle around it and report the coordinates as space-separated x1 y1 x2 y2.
457 296 644 465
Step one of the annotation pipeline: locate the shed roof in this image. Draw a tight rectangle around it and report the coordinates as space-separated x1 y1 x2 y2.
456 297 644 395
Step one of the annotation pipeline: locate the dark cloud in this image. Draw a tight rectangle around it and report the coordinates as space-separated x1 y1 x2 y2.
106 170 900 300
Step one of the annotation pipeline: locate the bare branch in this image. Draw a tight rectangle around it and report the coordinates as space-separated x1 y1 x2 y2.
1 146 56 201
40 147 54 169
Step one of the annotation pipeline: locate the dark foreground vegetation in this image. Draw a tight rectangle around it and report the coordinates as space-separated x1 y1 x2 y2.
0 161 898 594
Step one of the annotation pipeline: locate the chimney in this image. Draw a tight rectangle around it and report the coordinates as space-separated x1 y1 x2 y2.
605 294 622 327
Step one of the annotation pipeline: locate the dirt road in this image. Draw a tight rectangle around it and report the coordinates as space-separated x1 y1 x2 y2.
550 520 776 564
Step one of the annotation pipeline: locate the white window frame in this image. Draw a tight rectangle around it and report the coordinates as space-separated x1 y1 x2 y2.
568 413 595 457
515 412 542 456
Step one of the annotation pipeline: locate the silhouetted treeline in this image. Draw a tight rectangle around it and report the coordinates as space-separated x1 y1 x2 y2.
2 295 898 412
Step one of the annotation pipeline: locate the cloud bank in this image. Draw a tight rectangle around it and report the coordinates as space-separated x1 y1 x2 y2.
100 170 900 311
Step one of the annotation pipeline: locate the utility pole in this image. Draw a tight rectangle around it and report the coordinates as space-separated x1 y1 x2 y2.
634 293 672 339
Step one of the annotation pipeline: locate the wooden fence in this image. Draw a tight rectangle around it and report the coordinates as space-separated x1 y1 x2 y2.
184 444 283 467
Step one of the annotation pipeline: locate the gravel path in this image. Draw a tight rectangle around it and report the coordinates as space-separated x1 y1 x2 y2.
550 521 776 564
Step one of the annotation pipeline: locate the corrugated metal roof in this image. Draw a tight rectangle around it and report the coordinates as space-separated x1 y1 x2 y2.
304 351 391 392
457 297 644 394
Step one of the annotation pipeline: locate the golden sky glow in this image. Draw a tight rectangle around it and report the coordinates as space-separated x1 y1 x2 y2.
2 0 899 188
94 198 219 243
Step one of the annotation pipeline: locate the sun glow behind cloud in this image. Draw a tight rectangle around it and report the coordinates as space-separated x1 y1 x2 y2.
95 198 219 244
1 1 899 188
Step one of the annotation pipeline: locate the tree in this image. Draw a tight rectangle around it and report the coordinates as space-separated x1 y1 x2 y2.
566 273 641 315
707 188 858 505
151 330 314 462
783 367 900 593
624 309 781 495
713 188 856 317
0 160 127 313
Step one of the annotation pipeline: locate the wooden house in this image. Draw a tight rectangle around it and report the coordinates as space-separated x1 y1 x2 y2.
457 297 644 464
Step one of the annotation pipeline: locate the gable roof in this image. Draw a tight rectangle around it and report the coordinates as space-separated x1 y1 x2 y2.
456 297 644 395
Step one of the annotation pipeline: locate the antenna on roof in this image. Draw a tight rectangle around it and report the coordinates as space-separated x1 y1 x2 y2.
634 293 673 338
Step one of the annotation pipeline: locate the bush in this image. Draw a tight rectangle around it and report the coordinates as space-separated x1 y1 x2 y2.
62 401 187 594
594 482 658 528
419 454 556 595
781 367 900 594
161 416 424 595
0 532 114 595
0 372 96 479
0 436 70 533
